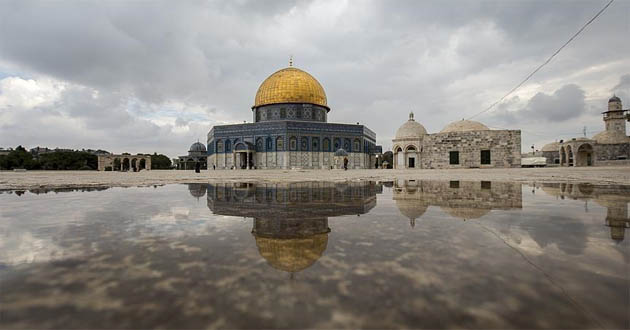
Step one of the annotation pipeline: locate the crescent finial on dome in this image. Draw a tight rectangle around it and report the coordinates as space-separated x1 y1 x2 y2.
409 111 414 121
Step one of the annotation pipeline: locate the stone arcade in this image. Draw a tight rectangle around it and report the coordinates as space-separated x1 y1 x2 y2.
392 113 521 169
97 154 151 171
541 96 630 167
207 63 382 170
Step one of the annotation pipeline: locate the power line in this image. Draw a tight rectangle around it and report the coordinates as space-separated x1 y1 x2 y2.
468 0 615 120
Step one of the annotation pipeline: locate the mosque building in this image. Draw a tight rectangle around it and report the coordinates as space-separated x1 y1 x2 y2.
174 141 208 170
207 61 382 170
392 113 521 169
541 96 630 167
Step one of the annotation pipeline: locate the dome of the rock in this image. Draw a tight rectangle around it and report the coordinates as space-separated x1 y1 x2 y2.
254 67 328 109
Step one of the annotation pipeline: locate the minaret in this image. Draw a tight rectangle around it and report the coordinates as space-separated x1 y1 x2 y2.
603 95 626 137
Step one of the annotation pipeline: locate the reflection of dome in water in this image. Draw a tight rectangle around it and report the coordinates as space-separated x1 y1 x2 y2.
541 184 563 197
395 199 428 221
188 183 207 198
441 207 490 220
254 233 328 273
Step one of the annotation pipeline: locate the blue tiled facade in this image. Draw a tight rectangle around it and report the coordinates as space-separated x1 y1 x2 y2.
207 105 381 169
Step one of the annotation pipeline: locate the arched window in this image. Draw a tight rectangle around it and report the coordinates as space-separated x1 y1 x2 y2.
289 137 297 151
256 138 264 152
266 137 273 151
216 140 224 153
323 138 331 152
344 138 351 152
276 136 284 151
225 140 231 152
301 137 309 151
334 138 341 150
312 137 320 151
354 139 361 153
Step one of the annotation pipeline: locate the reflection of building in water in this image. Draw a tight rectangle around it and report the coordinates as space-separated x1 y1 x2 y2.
187 183 207 200
393 180 523 226
541 183 630 241
204 181 381 273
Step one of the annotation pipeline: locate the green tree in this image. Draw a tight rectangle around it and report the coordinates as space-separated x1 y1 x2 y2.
3 146 38 170
150 153 172 169
38 151 97 170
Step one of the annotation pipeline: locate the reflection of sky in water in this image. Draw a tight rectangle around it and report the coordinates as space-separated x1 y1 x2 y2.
0 182 628 329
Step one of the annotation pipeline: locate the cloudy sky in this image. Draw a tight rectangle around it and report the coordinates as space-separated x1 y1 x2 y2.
0 0 628 157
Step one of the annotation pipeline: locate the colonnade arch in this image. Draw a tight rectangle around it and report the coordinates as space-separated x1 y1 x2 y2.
393 144 421 169
97 154 152 171
559 142 595 167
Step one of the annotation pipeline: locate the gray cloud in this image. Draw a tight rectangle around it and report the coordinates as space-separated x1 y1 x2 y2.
0 0 628 154
490 84 586 125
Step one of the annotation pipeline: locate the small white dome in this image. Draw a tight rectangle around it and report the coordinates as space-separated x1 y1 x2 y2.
395 112 427 139
541 142 560 152
440 120 489 133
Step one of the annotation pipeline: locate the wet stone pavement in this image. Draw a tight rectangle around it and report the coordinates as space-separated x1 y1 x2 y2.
0 181 628 329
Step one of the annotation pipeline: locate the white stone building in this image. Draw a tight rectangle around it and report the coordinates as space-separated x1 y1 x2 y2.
392 113 521 169
542 96 630 167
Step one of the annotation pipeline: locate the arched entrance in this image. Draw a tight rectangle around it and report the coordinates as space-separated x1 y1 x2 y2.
394 147 403 169
560 146 566 166
576 144 593 167
234 142 255 169
122 158 130 171
406 146 417 168
139 158 146 170
131 159 137 172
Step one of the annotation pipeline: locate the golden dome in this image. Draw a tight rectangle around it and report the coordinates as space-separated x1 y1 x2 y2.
254 233 328 273
254 67 328 109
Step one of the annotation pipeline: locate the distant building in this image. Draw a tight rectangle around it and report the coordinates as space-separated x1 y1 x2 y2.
542 96 630 167
176 142 208 170
392 113 521 169
97 154 151 171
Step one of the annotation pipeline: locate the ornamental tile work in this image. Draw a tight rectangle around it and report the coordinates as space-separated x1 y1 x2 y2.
207 64 381 170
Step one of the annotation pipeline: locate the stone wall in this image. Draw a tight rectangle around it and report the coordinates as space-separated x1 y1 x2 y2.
542 150 560 165
594 143 629 162
421 130 521 169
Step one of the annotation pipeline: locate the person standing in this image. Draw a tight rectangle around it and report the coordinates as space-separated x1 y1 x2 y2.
343 157 348 171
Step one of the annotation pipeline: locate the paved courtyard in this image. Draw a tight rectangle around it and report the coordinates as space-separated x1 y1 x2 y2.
1 167 630 190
